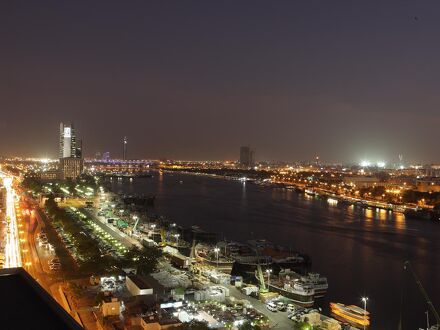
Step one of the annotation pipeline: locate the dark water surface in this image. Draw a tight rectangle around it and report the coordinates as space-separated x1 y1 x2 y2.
109 172 440 330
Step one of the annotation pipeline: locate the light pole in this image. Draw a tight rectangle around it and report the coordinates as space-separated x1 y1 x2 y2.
266 269 272 288
426 310 430 330
214 247 220 268
174 233 180 247
361 297 368 330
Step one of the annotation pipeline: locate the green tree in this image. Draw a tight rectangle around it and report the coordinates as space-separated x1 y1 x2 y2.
119 243 162 275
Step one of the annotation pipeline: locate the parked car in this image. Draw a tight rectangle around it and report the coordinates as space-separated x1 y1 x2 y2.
266 302 277 312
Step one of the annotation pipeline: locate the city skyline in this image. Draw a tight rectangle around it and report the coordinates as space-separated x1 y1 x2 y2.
2 2 440 162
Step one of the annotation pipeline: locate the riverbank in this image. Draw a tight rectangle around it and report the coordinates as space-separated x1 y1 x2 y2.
106 170 440 329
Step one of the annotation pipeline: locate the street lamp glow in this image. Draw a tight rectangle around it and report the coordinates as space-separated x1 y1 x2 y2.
266 269 272 286
360 160 370 167
214 247 220 267
361 297 368 330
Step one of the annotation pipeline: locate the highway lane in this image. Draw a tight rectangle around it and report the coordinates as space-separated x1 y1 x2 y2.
0 173 21 268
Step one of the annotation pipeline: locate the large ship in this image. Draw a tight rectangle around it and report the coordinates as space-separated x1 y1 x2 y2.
330 302 370 327
263 272 315 307
230 240 310 279
301 272 328 297
278 269 328 298
194 243 234 274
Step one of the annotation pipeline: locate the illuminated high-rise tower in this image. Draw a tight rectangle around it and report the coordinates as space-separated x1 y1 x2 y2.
123 136 128 160
59 122 83 180
59 122 77 158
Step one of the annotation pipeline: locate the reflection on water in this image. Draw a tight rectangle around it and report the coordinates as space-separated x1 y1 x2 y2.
109 172 440 330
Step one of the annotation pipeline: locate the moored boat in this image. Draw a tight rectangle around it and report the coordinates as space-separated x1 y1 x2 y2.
330 302 370 327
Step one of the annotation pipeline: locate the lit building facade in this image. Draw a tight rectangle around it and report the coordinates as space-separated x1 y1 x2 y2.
60 158 83 180
59 122 83 180
59 123 77 158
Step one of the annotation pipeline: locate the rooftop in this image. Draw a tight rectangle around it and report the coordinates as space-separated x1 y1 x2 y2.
0 267 82 330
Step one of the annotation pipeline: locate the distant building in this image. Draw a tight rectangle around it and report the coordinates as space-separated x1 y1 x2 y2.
343 176 385 188
59 123 78 158
415 178 440 193
102 151 110 162
40 169 61 181
123 136 128 160
239 146 255 167
60 158 83 180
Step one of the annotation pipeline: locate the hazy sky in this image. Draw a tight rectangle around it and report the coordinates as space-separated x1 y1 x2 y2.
2 1 440 163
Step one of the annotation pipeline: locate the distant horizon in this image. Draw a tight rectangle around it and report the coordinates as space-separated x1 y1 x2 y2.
2 153 439 168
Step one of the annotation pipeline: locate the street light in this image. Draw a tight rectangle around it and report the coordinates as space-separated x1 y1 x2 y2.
266 269 272 287
361 297 368 330
214 247 220 268
174 234 180 247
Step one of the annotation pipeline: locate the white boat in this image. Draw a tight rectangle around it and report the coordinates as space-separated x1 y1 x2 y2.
300 272 328 297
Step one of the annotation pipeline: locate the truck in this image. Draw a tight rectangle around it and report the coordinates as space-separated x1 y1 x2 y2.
241 285 259 296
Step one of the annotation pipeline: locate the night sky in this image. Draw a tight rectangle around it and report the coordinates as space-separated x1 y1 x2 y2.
2 1 440 163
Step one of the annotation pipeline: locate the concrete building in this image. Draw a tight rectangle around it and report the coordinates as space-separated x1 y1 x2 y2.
60 158 83 180
138 311 181 330
126 275 154 296
343 176 385 188
100 296 121 317
40 169 61 181
415 178 440 193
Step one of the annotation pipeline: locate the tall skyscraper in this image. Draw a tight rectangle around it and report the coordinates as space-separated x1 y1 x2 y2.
59 122 83 180
59 123 77 158
239 146 255 167
123 136 128 160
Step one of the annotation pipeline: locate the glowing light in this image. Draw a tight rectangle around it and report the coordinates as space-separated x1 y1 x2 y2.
360 160 370 167
377 161 386 168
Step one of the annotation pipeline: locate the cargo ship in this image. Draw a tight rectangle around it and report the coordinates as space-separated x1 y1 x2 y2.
330 302 370 327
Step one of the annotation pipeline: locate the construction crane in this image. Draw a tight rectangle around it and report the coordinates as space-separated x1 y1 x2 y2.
132 217 140 235
256 261 268 293
403 261 440 329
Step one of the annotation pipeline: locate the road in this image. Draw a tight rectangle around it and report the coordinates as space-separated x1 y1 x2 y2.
0 172 21 268
226 284 293 329
80 206 141 249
